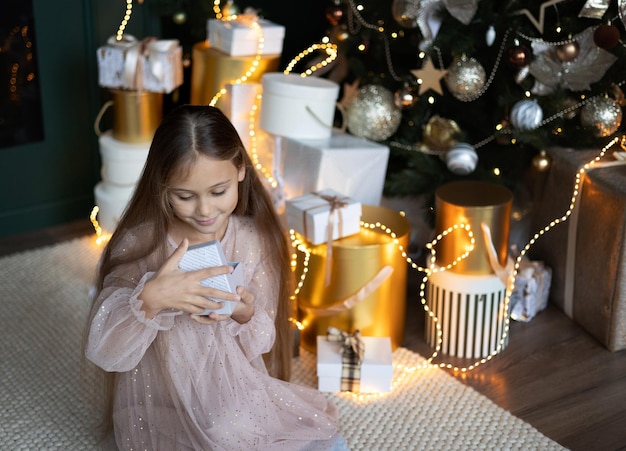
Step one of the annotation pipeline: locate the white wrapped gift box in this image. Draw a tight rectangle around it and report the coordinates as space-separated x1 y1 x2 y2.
316 335 393 393
254 131 389 206
97 36 183 93
207 17 285 56
286 189 361 245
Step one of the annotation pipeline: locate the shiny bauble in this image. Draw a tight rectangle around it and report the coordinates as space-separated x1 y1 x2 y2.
594 24 620 50
507 45 531 68
445 56 486 102
326 3 344 26
172 11 187 25
531 150 551 172
391 0 420 28
346 85 402 141
422 115 461 152
510 100 543 131
394 84 419 110
580 96 623 137
555 41 580 62
445 143 478 175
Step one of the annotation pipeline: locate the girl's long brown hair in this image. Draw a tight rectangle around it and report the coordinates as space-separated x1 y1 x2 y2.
83 105 293 437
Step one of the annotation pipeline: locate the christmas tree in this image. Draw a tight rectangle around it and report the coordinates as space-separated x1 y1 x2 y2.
150 0 626 203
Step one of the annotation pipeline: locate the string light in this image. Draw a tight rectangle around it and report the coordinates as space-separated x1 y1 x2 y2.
283 42 338 77
116 0 134 41
89 206 111 246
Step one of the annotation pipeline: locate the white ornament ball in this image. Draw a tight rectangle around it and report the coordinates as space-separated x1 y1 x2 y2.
580 96 622 137
510 100 543 131
346 85 402 141
446 143 478 175
445 56 486 102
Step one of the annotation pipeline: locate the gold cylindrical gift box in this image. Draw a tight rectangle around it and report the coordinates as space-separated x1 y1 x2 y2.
190 41 281 105
435 181 513 274
110 89 163 143
296 205 410 354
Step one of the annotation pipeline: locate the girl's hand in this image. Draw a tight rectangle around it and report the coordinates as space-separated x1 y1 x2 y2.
139 239 241 318
192 286 254 325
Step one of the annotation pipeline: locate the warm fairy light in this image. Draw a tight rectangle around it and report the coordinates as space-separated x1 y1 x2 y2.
493 167 501 176
116 0 134 41
246 93 279 188
283 43 338 77
89 206 111 245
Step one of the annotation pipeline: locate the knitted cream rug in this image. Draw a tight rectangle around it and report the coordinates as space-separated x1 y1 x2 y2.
0 237 565 450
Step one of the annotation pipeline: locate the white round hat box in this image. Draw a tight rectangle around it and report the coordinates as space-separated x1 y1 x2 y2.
260 73 340 139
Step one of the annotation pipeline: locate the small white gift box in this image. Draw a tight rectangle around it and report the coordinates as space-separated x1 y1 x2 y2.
260 73 340 140
286 189 362 245
207 17 285 56
316 335 393 393
97 35 183 93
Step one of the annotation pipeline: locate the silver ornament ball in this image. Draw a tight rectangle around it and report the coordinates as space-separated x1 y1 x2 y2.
446 143 478 175
580 97 622 137
346 85 402 141
445 56 486 102
510 100 543 131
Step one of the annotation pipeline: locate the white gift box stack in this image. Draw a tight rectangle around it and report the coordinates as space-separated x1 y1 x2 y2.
316 335 393 393
94 132 150 233
207 18 285 56
285 189 362 245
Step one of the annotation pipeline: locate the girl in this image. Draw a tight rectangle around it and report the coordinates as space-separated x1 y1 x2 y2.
84 105 346 450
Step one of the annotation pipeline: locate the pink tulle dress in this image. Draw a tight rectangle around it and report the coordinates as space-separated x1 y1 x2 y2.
86 216 345 450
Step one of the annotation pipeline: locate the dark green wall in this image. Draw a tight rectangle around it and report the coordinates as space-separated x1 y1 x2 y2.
0 0 158 238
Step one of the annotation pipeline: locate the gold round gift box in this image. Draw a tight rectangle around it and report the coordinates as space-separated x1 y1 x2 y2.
109 89 163 143
435 181 513 275
296 205 410 353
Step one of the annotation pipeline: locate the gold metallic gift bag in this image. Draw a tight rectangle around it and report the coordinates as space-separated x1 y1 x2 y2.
296 205 410 354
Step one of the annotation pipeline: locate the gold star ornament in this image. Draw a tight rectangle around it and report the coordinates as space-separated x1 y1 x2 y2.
411 58 447 96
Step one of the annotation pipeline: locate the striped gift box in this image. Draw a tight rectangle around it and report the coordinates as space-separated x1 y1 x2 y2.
425 270 509 359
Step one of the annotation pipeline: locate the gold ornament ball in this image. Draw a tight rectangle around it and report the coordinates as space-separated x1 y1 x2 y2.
445 56 486 102
532 150 551 172
555 42 579 62
422 115 461 151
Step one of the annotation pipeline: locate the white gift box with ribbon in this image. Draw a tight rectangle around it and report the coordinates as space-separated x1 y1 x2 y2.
316 335 393 393
207 17 285 56
286 189 362 245
97 35 184 93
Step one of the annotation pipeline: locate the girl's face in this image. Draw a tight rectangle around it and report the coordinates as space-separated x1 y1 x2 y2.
167 154 245 244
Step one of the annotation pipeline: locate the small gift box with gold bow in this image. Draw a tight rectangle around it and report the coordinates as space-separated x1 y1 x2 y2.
97 35 183 94
286 189 362 245
316 328 393 393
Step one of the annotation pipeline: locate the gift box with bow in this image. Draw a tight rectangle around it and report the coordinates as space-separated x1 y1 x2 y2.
316 328 393 393
97 35 183 94
286 189 362 246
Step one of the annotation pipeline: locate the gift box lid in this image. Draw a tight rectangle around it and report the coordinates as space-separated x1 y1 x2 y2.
316 335 393 379
262 73 340 101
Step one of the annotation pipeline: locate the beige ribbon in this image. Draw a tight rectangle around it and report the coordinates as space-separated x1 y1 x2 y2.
563 159 626 317
300 265 393 316
302 192 348 286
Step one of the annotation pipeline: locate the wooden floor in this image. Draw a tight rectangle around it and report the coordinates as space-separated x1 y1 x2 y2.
1 220 625 451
